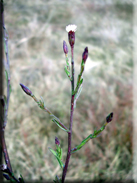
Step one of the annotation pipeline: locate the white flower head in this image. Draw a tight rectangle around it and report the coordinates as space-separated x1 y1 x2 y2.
66 24 77 32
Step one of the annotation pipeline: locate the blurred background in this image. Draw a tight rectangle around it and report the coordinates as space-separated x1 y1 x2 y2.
3 0 132 182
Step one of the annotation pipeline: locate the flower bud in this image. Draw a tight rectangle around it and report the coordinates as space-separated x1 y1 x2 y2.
55 136 60 146
66 24 77 48
106 112 113 123
20 83 32 96
63 40 68 54
82 47 88 63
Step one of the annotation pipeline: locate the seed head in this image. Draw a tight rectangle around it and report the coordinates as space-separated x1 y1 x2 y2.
66 24 77 33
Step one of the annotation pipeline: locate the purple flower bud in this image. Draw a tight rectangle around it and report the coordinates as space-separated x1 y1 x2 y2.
82 47 88 63
55 136 60 146
20 83 32 96
66 25 77 48
68 31 75 48
106 112 113 123
63 41 68 54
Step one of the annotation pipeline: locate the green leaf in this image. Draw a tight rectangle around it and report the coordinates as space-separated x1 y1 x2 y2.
56 145 62 159
49 148 57 156
49 148 64 169
52 119 69 132
71 123 108 153
71 134 92 153
80 78 83 85
74 84 83 108
64 66 71 80
37 97 45 109
74 77 83 95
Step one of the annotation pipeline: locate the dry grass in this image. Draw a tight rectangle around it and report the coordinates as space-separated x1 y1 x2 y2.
3 0 132 181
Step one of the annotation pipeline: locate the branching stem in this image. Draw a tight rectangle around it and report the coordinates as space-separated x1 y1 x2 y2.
62 46 75 183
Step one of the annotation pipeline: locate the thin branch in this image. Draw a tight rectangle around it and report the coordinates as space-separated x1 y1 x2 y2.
0 1 12 172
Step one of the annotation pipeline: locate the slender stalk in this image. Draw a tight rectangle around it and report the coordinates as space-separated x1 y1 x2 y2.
1 130 12 172
0 1 4 182
31 94 69 132
62 47 75 183
0 2 12 172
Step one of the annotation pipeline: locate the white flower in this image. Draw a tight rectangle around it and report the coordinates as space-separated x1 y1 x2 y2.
66 24 77 32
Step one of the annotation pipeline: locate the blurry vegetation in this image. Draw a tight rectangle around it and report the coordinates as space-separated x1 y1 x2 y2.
3 0 132 181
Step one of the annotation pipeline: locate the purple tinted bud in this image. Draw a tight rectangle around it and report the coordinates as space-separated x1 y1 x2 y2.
55 136 60 146
68 31 75 48
106 112 113 123
63 41 68 54
20 83 32 96
66 25 77 48
82 47 88 63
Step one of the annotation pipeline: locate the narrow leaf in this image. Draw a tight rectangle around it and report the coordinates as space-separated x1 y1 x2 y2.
64 66 71 80
74 84 83 108
49 148 64 169
56 145 62 159
71 134 92 153
52 119 69 132
49 148 57 156
80 78 83 85
74 77 83 95
38 97 45 109
71 118 111 153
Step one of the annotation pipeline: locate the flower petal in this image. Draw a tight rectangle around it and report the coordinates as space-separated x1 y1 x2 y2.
66 24 77 32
